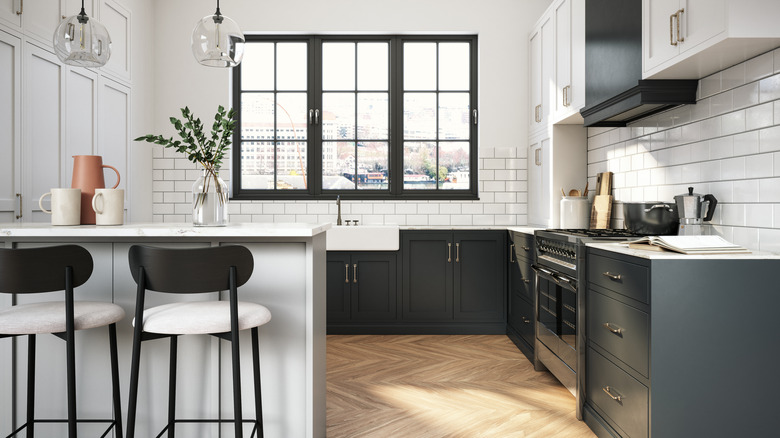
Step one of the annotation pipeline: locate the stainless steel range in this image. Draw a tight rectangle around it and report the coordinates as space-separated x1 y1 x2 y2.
532 229 642 419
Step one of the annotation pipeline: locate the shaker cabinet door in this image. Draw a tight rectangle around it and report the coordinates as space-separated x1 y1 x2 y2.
402 232 453 321
453 231 505 322
0 30 21 223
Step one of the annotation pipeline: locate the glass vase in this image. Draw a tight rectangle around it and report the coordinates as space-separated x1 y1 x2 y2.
192 169 228 226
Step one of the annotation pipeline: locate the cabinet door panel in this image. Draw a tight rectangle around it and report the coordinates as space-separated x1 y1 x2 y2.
402 232 452 321
0 0 21 28
643 0 681 72
352 252 396 321
100 0 130 81
97 77 129 205
326 253 351 321
554 0 571 117
679 0 726 53
453 232 505 322
21 0 64 46
529 27 541 130
0 31 20 223
24 43 64 222
540 15 553 126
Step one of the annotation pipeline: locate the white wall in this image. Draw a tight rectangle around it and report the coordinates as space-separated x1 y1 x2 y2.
587 48 780 253
147 0 553 225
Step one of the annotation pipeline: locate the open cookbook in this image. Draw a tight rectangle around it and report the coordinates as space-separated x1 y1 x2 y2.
624 235 751 255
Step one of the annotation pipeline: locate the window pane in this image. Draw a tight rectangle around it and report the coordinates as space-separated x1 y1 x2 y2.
357 93 388 140
403 142 437 189
357 142 389 190
439 142 470 189
323 93 355 140
241 93 274 140
241 43 274 90
404 43 436 90
439 43 470 90
357 42 388 91
276 142 308 189
323 141 357 190
277 43 307 91
404 93 436 140
439 93 470 140
241 141 275 189
323 43 355 90
277 93 308 141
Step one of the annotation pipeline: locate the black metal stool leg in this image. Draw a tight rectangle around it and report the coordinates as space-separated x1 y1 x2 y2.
26 334 36 438
251 328 263 438
168 336 178 438
126 330 143 438
231 333 243 438
108 324 123 438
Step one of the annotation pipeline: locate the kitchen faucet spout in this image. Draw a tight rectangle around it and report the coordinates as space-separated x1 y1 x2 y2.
336 196 342 226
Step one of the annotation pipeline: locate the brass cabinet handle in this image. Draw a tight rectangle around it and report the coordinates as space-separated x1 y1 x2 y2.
670 12 677 46
455 243 460 263
602 271 622 281
344 264 349 283
16 0 22 15
676 8 685 43
523 279 530 284
353 264 357 283
603 322 623 335
522 317 531 324
563 85 571 107
15 193 22 219
447 243 452 263
510 244 515 263
534 148 541 166
603 386 623 403
522 245 530 252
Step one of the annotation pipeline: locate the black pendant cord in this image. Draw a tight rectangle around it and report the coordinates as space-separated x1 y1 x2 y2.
77 0 89 23
213 0 224 23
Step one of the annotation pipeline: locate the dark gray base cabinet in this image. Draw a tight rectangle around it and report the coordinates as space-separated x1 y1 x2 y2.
506 231 535 362
327 251 398 325
584 247 780 438
328 230 506 334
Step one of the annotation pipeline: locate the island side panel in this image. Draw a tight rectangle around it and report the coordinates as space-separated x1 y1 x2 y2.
219 241 311 438
309 233 327 438
0 244 11 433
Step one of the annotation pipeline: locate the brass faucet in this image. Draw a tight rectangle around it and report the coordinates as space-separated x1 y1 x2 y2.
336 195 342 226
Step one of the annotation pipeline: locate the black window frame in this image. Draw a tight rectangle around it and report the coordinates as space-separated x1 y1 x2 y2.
231 34 478 200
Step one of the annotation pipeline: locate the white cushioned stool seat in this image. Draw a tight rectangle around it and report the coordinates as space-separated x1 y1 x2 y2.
134 301 272 335
0 301 126 335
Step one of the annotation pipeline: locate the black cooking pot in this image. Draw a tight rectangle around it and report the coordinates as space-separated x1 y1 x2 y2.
623 202 679 235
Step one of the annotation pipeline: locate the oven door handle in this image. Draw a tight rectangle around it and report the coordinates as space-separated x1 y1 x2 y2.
531 264 559 284
557 275 577 292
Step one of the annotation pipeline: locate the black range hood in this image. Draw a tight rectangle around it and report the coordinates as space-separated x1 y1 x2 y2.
579 0 698 127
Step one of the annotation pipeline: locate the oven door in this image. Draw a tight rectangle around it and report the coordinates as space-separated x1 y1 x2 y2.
533 265 577 371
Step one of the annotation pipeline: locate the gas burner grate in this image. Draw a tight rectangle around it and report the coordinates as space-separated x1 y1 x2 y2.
546 229 644 238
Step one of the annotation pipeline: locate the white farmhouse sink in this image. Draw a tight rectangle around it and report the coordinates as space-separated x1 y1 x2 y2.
326 225 400 251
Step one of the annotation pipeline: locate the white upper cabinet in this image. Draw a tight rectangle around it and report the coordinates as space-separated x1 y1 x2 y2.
643 0 780 79
99 0 130 82
20 0 65 47
0 0 22 28
529 13 553 133
552 0 585 123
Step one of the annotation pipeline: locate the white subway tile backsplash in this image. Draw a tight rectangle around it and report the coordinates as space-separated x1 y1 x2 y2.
759 74 780 103
746 102 774 131
759 228 780 253
734 179 759 203
722 63 746 90
759 125 780 152
747 52 774 83
746 204 773 228
733 82 760 109
711 91 733 116
700 72 721 98
721 204 746 226
721 110 746 136
746 153 774 178
759 177 780 202
700 161 722 181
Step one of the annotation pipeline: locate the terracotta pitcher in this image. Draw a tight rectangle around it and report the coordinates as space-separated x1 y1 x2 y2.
71 155 120 224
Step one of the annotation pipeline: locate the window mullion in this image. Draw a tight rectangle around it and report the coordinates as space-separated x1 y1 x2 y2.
390 37 402 196
311 36 321 195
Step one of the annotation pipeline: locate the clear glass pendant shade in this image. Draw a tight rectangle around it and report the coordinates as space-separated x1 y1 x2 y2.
191 13 245 67
53 14 111 67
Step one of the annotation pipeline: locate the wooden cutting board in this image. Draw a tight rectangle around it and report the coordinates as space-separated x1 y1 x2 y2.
590 194 613 229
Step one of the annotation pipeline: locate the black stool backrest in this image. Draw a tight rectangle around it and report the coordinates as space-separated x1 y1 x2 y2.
128 245 254 293
0 245 93 294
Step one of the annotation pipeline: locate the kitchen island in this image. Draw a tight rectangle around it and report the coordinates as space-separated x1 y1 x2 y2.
0 222 329 438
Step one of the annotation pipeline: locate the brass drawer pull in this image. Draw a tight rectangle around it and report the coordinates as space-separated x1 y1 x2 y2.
669 12 677 46
523 279 530 284
522 317 531 324
602 271 622 281
447 243 452 263
344 264 349 283
603 386 623 402
603 322 623 335
456 242 460 263
353 264 357 283
522 245 530 252
676 8 685 43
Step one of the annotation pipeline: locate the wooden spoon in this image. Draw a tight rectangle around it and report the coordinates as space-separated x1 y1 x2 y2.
583 182 589 197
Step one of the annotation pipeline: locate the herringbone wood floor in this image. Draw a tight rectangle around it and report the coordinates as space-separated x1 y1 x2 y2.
327 335 596 438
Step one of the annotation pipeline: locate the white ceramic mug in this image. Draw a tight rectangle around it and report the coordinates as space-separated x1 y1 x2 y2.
39 188 82 226
92 188 124 226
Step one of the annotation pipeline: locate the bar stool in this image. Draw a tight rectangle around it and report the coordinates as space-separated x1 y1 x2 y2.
0 245 124 438
126 245 271 438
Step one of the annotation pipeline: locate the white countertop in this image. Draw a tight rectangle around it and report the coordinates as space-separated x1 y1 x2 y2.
0 222 331 238
587 242 780 260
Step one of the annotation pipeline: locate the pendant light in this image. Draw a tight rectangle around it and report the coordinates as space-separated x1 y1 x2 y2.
191 0 245 67
53 0 111 67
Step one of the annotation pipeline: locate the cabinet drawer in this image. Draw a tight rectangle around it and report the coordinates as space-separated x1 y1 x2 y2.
515 258 534 302
588 254 649 303
511 232 534 260
588 290 649 378
510 294 535 345
587 347 648 438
